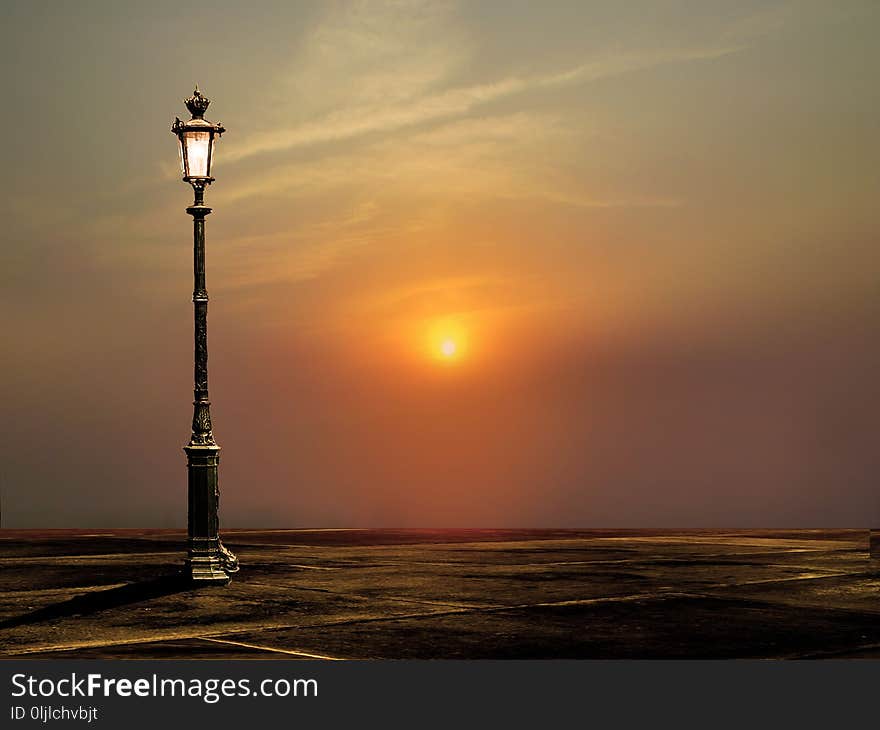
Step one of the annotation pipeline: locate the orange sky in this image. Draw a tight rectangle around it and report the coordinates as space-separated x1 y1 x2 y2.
1 1 879 527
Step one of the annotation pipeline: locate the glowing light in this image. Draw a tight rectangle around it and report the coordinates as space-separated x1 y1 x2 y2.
424 318 468 364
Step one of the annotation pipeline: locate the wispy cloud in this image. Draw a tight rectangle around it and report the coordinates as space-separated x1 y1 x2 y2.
180 2 795 294
218 107 682 216
214 199 388 288
220 0 798 166
225 44 744 165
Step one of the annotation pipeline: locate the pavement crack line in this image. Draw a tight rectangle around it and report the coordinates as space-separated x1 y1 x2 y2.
199 638 345 660
240 580 484 610
201 591 695 640
10 583 880 658
0 552 180 564
1 591 687 656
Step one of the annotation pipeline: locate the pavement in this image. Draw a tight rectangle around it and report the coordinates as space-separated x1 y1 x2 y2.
1 528 879 659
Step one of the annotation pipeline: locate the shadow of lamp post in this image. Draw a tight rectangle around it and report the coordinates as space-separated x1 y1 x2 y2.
172 87 239 583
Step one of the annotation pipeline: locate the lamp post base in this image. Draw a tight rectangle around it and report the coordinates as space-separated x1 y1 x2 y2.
185 555 232 584
184 444 237 584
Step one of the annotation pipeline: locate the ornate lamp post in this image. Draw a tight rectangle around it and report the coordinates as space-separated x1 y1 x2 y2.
172 87 238 583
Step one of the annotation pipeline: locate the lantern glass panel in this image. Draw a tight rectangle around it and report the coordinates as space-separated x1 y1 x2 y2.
177 137 186 176
184 131 211 178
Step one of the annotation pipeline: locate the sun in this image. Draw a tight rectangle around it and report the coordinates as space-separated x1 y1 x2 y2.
425 319 468 364
440 339 457 358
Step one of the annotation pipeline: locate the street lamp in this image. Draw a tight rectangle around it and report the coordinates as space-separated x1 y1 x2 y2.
172 87 238 583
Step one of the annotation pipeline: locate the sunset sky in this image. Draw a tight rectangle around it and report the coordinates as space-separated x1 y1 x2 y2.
2 1 878 527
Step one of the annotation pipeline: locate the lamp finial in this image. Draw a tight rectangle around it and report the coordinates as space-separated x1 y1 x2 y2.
184 87 210 119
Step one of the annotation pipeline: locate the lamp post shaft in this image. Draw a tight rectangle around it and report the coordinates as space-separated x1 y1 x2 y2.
183 185 237 583
190 193 212 440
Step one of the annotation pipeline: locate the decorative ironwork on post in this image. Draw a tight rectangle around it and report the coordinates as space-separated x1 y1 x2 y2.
172 88 238 583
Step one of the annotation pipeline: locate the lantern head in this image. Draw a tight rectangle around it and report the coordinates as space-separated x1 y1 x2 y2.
172 87 225 185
